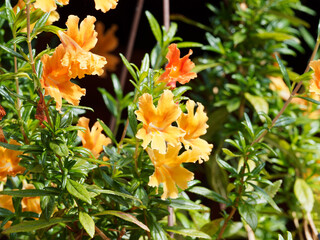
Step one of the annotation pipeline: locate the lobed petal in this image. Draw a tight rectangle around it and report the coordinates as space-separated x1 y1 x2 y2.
94 0 119 13
34 0 56 12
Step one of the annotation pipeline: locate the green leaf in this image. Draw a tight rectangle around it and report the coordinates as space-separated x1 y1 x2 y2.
31 12 50 37
49 140 69 157
2 218 73 234
188 186 229 205
233 31 246 46
0 44 26 60
176 42 203 48
273 116 295 127
204 33 225 54
255 31 298 42
66 179 92 204
239 204 258 231
5 0 14 27
119 53 138 82
244 92 269 114
111 74 123 100
79 211 95 238
145 11 162 45
170 14 212 32
222 148 240 157
146 214 167 240
98 87 118 117
40 196 55 220
275 54 291 90
0 189 58 197
166 227 211 239
95 210 149 232
297 96 320 105
267 10 309 27
250 183 281 212
97 119 117 146
216 156 238 175
128 103 138 135
192 63 220 73
92 189 142 205
168 198 206 210
294 178 314 213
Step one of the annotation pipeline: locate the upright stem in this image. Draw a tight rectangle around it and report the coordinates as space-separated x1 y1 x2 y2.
163 0 170 30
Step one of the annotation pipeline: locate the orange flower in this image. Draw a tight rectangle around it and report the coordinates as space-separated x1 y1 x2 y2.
177 100 213 162
135 90 185 154
92 23 120 77
40 44 86 111
0 140 25 182
309 60 320 96
34 0 69 12
0 194 14 229
77 117 111 158
58 15 107 79
157 44 197 89
147 145 200 199
94 0 118 13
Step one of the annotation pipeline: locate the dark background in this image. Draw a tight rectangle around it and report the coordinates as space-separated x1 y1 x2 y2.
52 0 320 123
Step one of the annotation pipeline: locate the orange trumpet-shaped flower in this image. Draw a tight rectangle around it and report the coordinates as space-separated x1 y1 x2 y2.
0 140 25 182
77 117 111 158
309 60 320 96
40 44 86 111
92 23 120 77
147 145 200 199
135 90 185 154
94 0 118 13
157 44 197 89
34 0 69 12
177 100 213 162
58 15 107 79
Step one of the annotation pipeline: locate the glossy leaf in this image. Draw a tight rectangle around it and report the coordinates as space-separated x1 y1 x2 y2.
79 211 95 238
66 179 92 204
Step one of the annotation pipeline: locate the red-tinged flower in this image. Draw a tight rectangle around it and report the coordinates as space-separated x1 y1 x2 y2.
309 60 320 96
0 140 25 182
92 22 120 77
94 0 118 13
135 90 185 154
77 117 111 158
34 0 69 12
58 15 107 79
40 44 86 111
157 44 197 89
147 145 201 199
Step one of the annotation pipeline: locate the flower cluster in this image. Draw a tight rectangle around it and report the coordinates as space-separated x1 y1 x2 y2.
135 90 213 199
40 15 107 111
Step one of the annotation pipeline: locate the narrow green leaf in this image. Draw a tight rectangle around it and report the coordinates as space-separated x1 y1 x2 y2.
255 31 298 42
239 204 258 231
5 0 14 27
166 227 211 239
168 199 206 210
93 189 142 204
250 183 281 212
176 42 203 48
31 12 50 37
297 96 320 105
97 119 117 146
141 53 150 72
294 178 314 212
40 196 55 220
111 74 123 100
216 157 238 175
205 32 225 54
145 11 162 45
0 189 58 197
79 211 95 238
66 179 92 204
170 14 212 32
244 113 254 136
95 210 149 232
119 53 138 82
192 62 220 73
49 140 68 157
2 218 73 234
275 54 291 90
273 116 295 127
0 44 26 60
98 87 118 117
188 186 229 205
244 92 269 114
222 148 240 157
128 103 138 135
